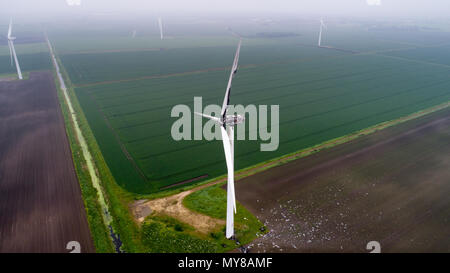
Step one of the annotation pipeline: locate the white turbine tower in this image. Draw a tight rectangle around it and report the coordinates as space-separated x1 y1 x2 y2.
318 17 327 47
158 17 164 40
195 39 243 239
7 18 23 80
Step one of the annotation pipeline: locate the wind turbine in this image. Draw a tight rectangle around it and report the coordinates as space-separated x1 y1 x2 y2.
158 17 164 40
7 18 23 80
318 17 327 47
195 39 243 239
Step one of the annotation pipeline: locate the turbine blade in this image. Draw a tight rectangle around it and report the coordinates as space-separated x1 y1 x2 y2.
8 18 12 39
221 39 242 118
194 112 221 123
8 41 13 66
221 126 233 178
228 126 237 214
318 26 322 46
221 126 236 238
9 41 22 79
158 17 163 40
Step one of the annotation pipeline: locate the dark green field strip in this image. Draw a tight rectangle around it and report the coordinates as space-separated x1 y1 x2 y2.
0 52 51 75
324 32 410 52
99 66 385 142
94 54 390 124
79 71 229 110
82 52 374 116
114 62 423 146
86 50 361 108
0 42 49 56
381 44 450 67
97 59 372 117
117 64 445 157
128 79 450 183
51 35 261 55
274 77 450 128
99 49 419 106
84 40 450 108
61 46 234 85
233 95 450 190
77 53 348 102
91 71 229 106
88 50 348 101
61 44 347 85
133 77 450 167
368 30 450 47
323 27 450 51
138 90 450 188
105 53 442 143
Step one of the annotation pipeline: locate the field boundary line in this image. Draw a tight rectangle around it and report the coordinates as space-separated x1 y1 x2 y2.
59 47 163 55
74 65 254 88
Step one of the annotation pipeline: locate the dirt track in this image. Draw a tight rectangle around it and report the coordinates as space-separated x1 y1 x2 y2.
236 108 450 253
132 188 224 234
0 72 94 253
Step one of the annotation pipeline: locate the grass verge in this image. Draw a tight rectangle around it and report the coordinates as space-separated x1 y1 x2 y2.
52 46 145 252
52 69 114 252
142 214 217 252
183 184 266 251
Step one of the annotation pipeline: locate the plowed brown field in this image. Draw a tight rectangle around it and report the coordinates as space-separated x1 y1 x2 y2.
236 108 450 253
0 72 94 253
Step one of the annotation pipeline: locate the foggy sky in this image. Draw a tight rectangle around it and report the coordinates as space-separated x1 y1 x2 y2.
2 0 450 18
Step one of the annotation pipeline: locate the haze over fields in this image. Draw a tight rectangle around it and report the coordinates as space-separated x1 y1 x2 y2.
3 0 450 18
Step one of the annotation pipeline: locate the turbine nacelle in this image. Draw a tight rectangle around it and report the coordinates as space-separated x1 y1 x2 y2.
194 112 245 127
320 17 327 28
223 114 245 127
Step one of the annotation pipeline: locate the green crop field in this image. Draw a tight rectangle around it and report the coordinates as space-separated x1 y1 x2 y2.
59 43 347 85
0 21 50 76
53 20 450 194
0 43 51 76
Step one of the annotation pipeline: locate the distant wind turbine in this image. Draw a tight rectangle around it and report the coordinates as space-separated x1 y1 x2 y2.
158 17 164 40
7 18 22 80
195 39 243 239
318 17 327 47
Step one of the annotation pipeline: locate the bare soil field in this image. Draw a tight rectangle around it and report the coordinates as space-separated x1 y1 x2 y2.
0 72 94 253
236 108 450 253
